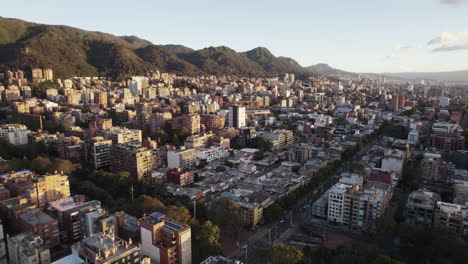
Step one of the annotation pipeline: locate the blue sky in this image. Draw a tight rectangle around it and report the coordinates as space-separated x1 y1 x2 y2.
2 0 468 73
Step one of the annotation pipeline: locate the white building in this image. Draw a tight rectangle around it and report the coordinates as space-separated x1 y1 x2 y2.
327 183 353 223
228 105 246 128
167 148 197 169
196 146 228 163
407 129 419 145
381 149 405 176
0 124 31 145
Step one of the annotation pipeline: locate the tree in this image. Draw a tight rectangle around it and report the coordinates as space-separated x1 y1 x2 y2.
132 195 166 217
166 204 196 226
264 204 285 223
210 198 244 240
257 244 303 264
31 156 53 174
195 221 223 260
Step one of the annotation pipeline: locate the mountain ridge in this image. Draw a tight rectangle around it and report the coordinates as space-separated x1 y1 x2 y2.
0 17 311 79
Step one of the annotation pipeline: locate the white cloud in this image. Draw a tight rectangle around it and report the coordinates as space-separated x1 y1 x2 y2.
440 0 468 6
393 44 423 53
427 31 468 45
432 42 468 52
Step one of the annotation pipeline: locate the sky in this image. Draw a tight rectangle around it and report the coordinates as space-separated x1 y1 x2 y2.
2 0 468 73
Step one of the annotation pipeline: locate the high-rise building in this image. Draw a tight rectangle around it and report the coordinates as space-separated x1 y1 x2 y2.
0 124 31 145
342 182 392 231
28 173 71 207
420 153 455 184
167 148 197 169
429 122 465 158
150 112 172 135
47 196 101 244
228 105 246 128
8 232 51 264
110 144 152 181
405 189 441 227
201 115 225 131
85 137 113 169
139 212 192 264
71 232 141 264
172 114 201 135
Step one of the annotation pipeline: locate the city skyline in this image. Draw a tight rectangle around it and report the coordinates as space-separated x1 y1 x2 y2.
2 0 468 74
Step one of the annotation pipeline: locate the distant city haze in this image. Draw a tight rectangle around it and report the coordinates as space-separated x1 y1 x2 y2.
2 0 468 73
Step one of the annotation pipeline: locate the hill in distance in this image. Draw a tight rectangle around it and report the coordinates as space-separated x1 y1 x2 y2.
0 16 309 80
381 70 468 83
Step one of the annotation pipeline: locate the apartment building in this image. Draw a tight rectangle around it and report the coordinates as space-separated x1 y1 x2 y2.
429 122 465 158
381 148 406 176
342 182 392 231
47 196 101 244
259 129 293 150
0 124 31 145
166 168 195 187
110 144 152 181
28 173 71 207
420 153 455 184
150 112 173 135
196 146 228 163
167 148 197 169
228 105 246 128
139 212 192 264
0 197 37 229
405 189 441 227
201 115 225 131
184 133 213 149
103 128 142 145
8 233 50 264
172 114 201 135
84 137 113 169
71 232 141 264
434 201 465 236
18 209 60 247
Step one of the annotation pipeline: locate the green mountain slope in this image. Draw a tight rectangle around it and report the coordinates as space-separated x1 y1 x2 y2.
0 16 314 79
135 45 203 76
178 46 269 77
244 47 304 75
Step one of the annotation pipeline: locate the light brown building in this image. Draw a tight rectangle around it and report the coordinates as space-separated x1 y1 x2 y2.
172 114 200 135
139 212 192 264
201 115 225 131
28 173 71 207
110 144 152 181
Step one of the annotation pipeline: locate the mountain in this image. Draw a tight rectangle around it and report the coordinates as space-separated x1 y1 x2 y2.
381 70 468 83
305 63 355 77
160 44 195 54
243 47 304 75
0 16 313 79
176 46 267 77
134 45 203 76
